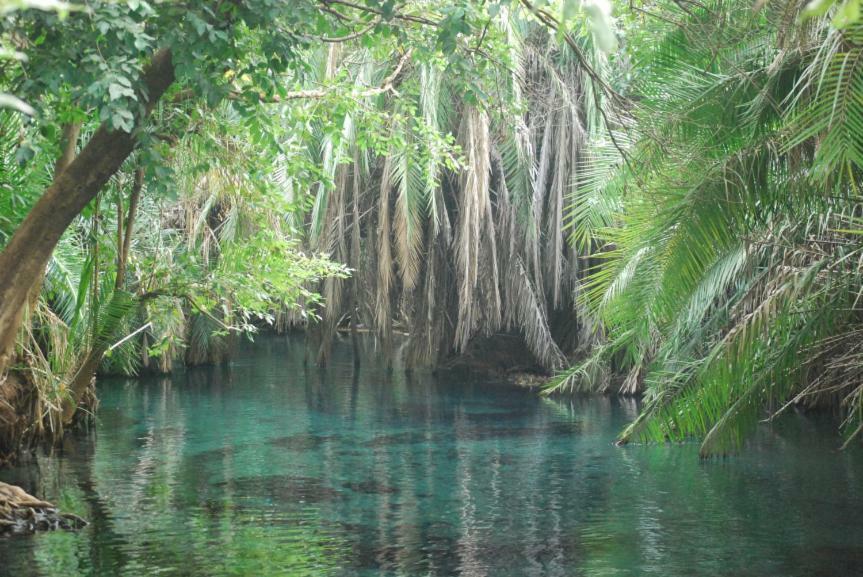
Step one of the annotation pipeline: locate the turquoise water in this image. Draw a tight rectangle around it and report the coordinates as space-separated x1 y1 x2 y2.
1 335 862 576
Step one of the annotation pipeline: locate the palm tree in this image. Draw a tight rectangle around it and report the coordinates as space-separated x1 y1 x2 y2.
547 0 863 454
290 11 610 372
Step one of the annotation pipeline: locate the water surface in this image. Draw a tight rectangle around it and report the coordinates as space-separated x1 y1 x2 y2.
1 335 862 576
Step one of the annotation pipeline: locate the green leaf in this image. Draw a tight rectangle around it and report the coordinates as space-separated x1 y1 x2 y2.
108 82 136 101
832 0 860 27
188 13 209 36
111 108 134 132
802 0 836 18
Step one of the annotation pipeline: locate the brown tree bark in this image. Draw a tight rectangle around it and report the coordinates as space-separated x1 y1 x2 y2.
0 48 175 381
23 121 83 315
60 165 147 424
54 122 82 177
115 166 144 290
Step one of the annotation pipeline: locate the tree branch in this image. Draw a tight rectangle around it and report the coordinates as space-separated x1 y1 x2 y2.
301 17 380 43
319 0 438 27
115 165 144 290
0 47 175 387
53 122 81 179
229 49 412 103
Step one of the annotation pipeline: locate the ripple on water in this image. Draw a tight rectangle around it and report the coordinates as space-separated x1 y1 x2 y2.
266 433 336 451
1 335 862 577
212 475 345 504
341 480 400 495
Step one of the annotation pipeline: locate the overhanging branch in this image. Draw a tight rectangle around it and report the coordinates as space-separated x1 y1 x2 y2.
229 49 412 103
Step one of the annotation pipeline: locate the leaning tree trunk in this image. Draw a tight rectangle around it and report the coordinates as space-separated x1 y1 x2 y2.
115 166 144 291
21 122 83 320
59 165 147 424
0 49 175 381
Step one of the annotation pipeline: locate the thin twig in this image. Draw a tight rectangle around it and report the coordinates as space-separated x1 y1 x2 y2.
320 0 438 27
228 49 412 103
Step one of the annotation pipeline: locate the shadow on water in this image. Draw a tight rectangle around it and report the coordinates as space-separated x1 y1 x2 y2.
0 334 862 577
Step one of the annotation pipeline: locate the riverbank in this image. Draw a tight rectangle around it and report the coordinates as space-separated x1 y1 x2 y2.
0 482 86 535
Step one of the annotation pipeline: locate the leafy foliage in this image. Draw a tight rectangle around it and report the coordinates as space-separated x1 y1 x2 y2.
292 10 611 369
2 0 491 445
548 0 863 454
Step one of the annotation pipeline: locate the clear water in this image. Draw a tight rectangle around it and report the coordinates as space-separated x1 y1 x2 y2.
1 335 862 577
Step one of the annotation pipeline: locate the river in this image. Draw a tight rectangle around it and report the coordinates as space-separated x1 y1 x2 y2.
1 335 862 576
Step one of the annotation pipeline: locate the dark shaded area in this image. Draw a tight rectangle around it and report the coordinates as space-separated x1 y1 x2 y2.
437 333 547 379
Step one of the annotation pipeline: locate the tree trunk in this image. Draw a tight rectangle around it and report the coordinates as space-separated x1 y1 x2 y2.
0 48 175 379
62 353 103 424
22 122 84 315
115 166 144 290
54 122 82 177
350 156 362 369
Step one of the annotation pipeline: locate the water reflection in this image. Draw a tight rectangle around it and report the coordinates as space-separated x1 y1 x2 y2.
1 334 862 576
